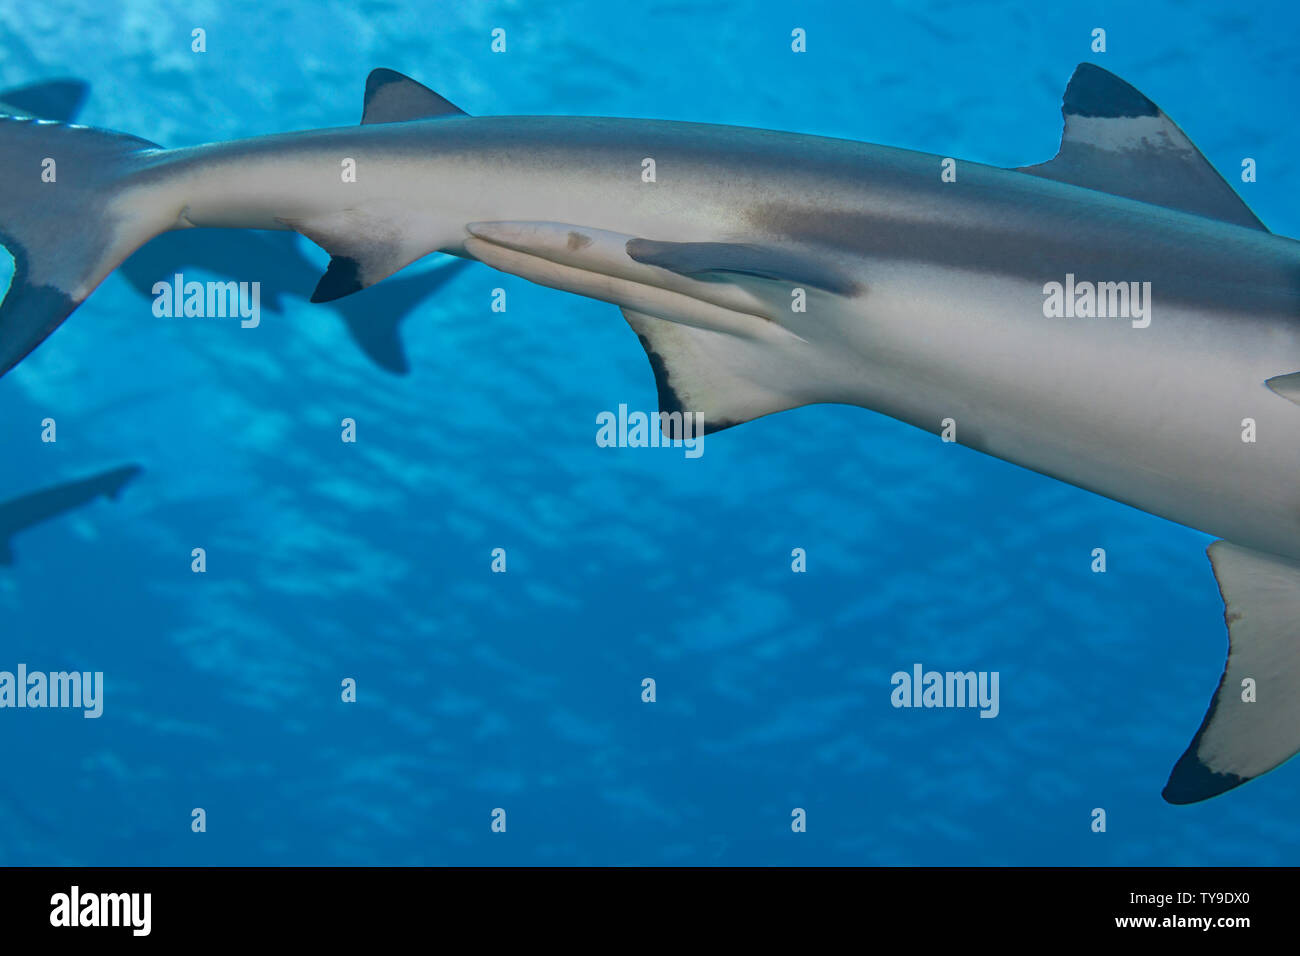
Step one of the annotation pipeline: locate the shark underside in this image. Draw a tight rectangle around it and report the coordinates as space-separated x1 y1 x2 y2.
0 63 1298 804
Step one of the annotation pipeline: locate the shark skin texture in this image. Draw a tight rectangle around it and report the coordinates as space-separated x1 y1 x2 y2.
0 63 1297 803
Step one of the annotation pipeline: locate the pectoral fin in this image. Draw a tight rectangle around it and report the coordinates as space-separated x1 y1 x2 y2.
464 221 805 343
622 307 811 435
1163 541 1300 803
462 221 823 432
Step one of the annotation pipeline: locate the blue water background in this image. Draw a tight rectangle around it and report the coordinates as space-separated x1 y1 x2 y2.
1 0 1298 864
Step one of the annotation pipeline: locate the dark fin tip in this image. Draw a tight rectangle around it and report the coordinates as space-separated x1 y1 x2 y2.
1064 62 1159 119
636 334 736 438
361 67 465 123
312 256 364 303
1162 749 1248 804
365 68 406 99
0 276 82 378
637 333 686 419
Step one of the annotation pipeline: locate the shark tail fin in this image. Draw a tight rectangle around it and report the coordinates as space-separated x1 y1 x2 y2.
0 115 163 376
1163 541 1300 803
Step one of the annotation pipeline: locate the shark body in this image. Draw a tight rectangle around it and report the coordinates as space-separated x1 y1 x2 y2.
0 465 141 565
0 64 1297 803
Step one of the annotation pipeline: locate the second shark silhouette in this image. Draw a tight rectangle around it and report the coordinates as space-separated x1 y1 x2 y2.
0 465 142 565
119 230 465 374
0 81 142 565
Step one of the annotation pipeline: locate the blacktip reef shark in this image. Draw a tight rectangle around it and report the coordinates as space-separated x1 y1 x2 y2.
0 63 1297 803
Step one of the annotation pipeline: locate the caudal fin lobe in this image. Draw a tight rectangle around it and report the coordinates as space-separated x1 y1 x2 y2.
0 115 162 375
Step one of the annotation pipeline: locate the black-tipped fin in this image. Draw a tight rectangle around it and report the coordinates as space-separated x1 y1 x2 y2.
1163 541 1300 803
0 116 161 376
1020 63 1267 232
622 307 809 436
361 68 466 124
277 210 423 303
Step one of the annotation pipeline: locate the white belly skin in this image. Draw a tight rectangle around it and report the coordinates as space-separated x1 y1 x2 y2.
119 120 1300 559
812 265 1300 560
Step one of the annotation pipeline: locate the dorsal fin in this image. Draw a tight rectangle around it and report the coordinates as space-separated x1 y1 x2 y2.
1019 63 1267 232
361 68 466 124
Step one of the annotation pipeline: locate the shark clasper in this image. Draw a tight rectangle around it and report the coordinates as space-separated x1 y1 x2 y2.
0 64 1297 803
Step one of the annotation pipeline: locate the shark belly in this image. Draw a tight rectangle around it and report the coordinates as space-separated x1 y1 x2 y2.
142 122 1300 568
832 263 1300 559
